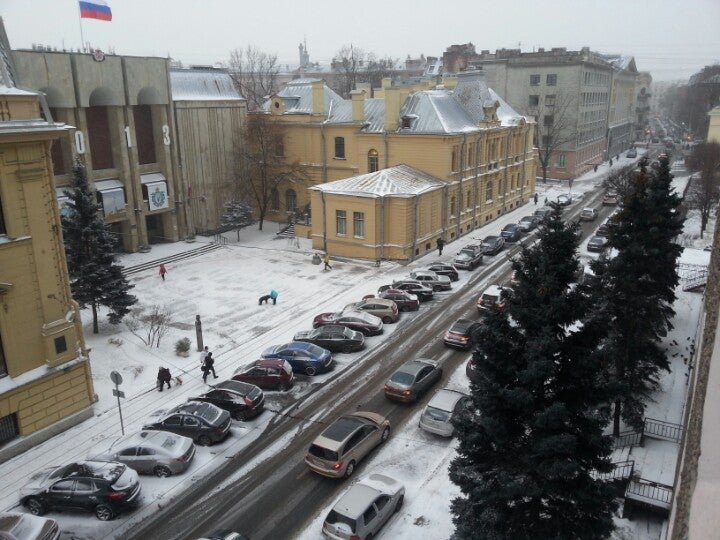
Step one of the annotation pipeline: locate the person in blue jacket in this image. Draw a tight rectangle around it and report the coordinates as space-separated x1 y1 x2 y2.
269 289 279 305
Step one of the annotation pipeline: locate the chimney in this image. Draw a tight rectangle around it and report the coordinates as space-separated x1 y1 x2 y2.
381 77 392 90
384 87 401 132
350 89 366 122
311 79 324 114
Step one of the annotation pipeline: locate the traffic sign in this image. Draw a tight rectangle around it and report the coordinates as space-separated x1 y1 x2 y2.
112 389 125 398
110 371 123 385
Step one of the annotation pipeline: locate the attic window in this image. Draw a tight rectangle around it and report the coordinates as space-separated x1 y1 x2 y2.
400 115 417 130
274 101 280 109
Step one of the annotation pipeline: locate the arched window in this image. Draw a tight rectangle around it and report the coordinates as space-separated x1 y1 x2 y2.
270 188 280 210
285 189 297 213
485 181 493 202
368 149 379 173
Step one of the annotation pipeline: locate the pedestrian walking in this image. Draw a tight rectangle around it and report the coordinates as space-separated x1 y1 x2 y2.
533 193 538 205
323 253 332 271
436 237 445 256
159 264 168 281
269 289 279 305
200 346 209 363
157 367 172 392
202 352 218 382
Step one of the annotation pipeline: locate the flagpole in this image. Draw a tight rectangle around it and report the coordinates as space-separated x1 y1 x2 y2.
77 1 86 52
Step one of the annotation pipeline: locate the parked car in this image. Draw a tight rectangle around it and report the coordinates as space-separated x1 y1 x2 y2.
304 412 390 478
232 359 294 391
0 512 60 540
408 269 452 291
476 284 506 312
602 192 618 206
626 148 638 158
261 342 334 376
322 473 404 539
454 244 484 270
191 380 265 420
419 388 471 437
87 430 195 477
383 359 442 403
595 223 611 237
293 325 365 353
20 461 141 521
385 280 434 302
313 311 384 336
344 298 399 324
143 402 231 446
556 194 572 206
500 224 522 243
518 215 539 232
427 262 459 282
587 235 609 252
378 289 420 312
533 207 554 223
481 235 505 256
579 207 598 221
444 319 483 350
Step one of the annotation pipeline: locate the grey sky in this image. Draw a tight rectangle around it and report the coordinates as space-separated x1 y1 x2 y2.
1 0 718 81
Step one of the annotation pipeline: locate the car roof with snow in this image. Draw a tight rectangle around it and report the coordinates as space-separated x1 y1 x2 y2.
427 388 468 412
332 474 403 517
482 284 504 296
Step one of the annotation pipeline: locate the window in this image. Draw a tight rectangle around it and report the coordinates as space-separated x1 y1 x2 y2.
467 189 472 208
54 336 67 355
0 413 17 444
545 94 556 107
528 95 539 107
451 147 459 172
270 188 279 210
543 115 554 127
51 480 75 492
273 135 284 157
542 135 553 147
86 106 114 170
133 105 156 165
485 181 493 202
163 415 182 427
530 74 540 86
334 137 345 159
546 74 557 86
353 212 365 238
183 417 199 427
401 116 412 129
363 504 377 526
336 210 347 235
74 479 95 492
367 149 379 173
557 153 567 167
285 189 297 213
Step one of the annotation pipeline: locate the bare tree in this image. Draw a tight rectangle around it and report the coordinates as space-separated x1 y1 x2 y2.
125 305 171 348
603 163 638 199
332 44 366 97
235 114 307 230
532 92 576 183
364 54 399 91
228 45 280 111
686 142 720 237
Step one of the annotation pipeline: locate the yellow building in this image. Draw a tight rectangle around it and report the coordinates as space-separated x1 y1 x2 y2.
0 76 95 462
261 71 536 260
708 106 720 144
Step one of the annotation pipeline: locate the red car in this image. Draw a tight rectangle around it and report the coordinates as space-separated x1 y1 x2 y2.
231 359 294 391
312 311 384 336
379 289 420 312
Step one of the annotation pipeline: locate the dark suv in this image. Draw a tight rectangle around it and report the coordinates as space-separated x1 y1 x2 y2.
143 402 232 446
454 244 484 270
427 263 459 282
20 461 141 521
191 380 265 421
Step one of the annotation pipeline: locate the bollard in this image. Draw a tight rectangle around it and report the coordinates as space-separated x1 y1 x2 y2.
195 314 204 352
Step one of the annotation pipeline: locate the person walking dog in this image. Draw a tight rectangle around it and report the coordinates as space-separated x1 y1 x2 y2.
157 367 172 392
269 289 279 305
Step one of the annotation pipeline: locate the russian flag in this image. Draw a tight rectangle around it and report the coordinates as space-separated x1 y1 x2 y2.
79 0 112 21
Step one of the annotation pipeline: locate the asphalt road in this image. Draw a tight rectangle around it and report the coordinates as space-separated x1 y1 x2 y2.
128 185 617 540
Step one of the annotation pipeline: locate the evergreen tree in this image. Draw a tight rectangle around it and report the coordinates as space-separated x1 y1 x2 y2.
61 158 137 334
450 206 617 540
221 199 254 241
593 158 683 435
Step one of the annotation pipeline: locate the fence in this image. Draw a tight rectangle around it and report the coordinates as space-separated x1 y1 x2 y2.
643 417 684 443
626 479 674 509
614 430 643 449
592 460 635 482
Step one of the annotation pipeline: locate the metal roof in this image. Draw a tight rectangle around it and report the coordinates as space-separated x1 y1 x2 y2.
170 69 244 101
263 79 343 115
310 164 445 198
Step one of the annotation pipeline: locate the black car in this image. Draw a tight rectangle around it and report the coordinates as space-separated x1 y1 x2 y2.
191 380 265 421
481 235 505 256
587 235 608 252
293 325 365 353
533 207 553 223
500 224 522 243
379 289 420 312
143 402 232 446
382 280 434 301
427 263 459 282
556 194 572 207
443 319 483 350
20 461 141 521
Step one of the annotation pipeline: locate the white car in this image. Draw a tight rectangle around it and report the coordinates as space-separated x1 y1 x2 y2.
579 207 598 221
322 473 404 539
476 284 506 312
0 512 60 540
419 388 471 437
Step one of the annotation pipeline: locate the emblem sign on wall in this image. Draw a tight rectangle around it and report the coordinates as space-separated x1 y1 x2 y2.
147 182 169 211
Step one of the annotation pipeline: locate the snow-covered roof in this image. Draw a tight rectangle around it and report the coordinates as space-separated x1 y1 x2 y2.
0 83 34 96
601 54 637 74
170 69 244 101
263 79 343 115
310 164 445 198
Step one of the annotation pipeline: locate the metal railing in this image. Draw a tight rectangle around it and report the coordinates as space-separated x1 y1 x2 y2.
614 429 643 449
592 460 635 482
643 417 683 443
626 479 673 507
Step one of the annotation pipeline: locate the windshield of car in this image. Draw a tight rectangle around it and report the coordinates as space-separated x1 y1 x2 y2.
390 371 415 386
193 405 221 423
520 217 532 223
481 293 498 304
308 444 339 461
424 406 451 422
342 327 354 338
456 251 471 260
325 510 357 533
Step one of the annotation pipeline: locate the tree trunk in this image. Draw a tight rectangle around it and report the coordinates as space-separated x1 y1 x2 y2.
613 399 621 437
92 302 99 334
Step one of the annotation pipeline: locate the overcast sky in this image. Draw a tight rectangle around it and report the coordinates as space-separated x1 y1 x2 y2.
1 0 719 82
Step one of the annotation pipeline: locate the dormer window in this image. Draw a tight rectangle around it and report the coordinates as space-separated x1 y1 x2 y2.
400 114 417 130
